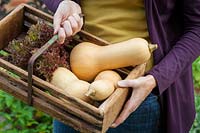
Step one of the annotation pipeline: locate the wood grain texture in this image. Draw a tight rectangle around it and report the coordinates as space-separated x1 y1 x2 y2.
99 64 146 132
0 70 103 127
0 4 24 49
0 58 103 118
0 74 102 133
0 4 147 132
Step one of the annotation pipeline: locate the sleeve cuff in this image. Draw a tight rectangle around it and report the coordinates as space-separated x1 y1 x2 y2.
43 0 63 13
146 67 166 95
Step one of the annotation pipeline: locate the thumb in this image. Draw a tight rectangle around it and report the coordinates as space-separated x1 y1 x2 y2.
118 80 135 88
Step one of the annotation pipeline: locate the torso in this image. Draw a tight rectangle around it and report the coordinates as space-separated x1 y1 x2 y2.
81 0 149 43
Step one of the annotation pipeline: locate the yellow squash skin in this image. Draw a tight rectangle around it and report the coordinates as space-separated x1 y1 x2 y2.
50 67 91 103
50 67 78 90
64 80 91 102
85 70 122 101
70 38 151 81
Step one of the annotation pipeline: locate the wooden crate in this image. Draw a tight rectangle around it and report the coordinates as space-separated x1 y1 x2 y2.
0 4 146 133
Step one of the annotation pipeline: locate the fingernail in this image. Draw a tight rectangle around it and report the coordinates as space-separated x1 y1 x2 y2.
111 123 116 127
54 30 56 34
57 40 61 44
118 81 124 86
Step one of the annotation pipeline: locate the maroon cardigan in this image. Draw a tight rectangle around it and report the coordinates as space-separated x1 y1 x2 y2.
43 0 200 132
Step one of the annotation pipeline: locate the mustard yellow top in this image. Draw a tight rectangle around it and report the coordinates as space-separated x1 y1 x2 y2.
82 0 153 71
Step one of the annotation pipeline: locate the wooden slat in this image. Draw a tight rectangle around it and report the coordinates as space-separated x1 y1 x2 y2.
78 30 111 46
24 4 53 23
0 74 102 133
0 58 103 118
100 64 146 132
0 4 24 49
0 4 148 132
0 70 103 127
24 13 38 25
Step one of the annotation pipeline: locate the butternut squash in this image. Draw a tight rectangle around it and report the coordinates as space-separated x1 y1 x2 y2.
85 70 122 101
51 67 78 90
50 67 91 102
70 38 157 81
65 80 91 102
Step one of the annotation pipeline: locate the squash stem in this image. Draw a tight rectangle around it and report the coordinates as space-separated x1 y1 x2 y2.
148 44 158 53
85 88 96 97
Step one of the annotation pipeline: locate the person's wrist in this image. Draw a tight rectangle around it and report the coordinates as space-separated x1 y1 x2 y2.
146 75 157 89
61 0 71 5
61 0 76 8
59 0 81 15
63 0 82 13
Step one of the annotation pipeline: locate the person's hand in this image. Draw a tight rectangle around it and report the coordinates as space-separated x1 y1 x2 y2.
111 75 157 128
54 0 83 44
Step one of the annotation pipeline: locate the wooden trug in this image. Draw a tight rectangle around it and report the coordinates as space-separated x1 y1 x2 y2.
0 4 146 133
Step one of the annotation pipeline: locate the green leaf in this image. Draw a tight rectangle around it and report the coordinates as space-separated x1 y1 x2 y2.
3 114 12 121
19 118 26 127
0 50 9 56
27 121 38 127
193 57 200 88
5 96 14 107
5 129 18 133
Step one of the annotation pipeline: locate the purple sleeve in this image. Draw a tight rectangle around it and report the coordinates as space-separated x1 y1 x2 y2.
43 0 62 13
148 0 200 94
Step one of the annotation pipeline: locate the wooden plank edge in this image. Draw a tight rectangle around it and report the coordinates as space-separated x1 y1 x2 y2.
0 4 24 49
0 4 25 24
0 70 103 127
0 58 103 118
78 30 111 46
0 75 102 133
99 64 146 132
23 4 53 23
